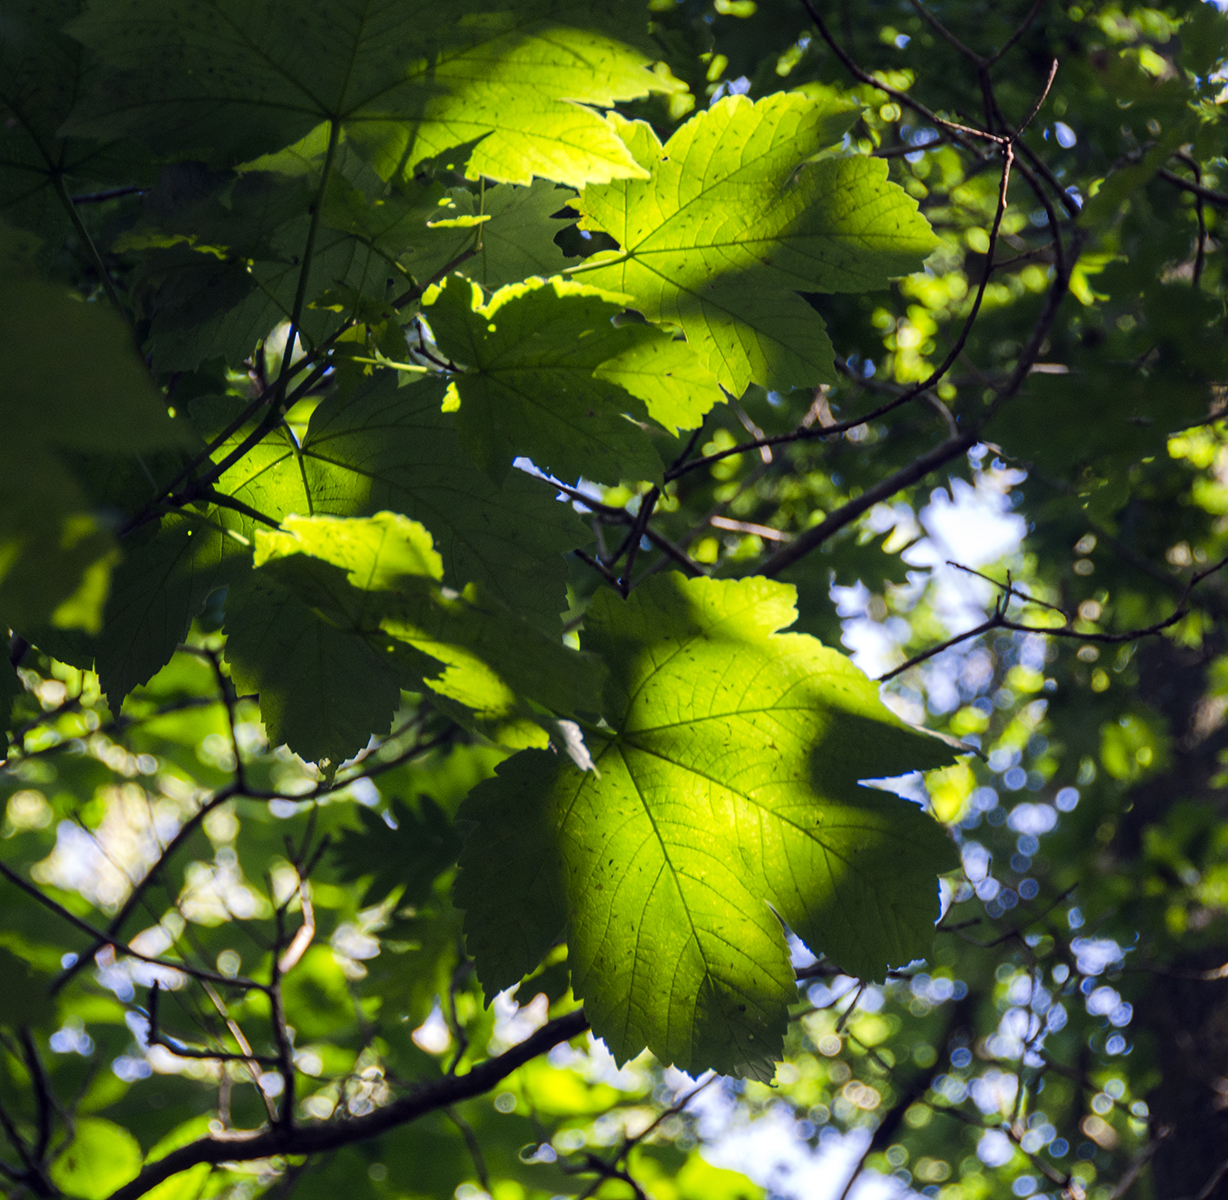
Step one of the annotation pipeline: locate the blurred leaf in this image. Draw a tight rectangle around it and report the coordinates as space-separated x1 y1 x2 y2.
50 1118 142 1200
0 279 195 633
334 795 462 906
0 944 53 1027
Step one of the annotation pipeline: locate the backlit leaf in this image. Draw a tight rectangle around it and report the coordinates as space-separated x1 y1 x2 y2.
456 573 957 1077
227 512 604 764
50 1118 142 1200
0 279 195 632
298 374 586 628
65 0 683 187
575 94 936 394
427 275 721 483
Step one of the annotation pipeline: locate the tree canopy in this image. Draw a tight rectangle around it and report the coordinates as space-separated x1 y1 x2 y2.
1 2 1227 1199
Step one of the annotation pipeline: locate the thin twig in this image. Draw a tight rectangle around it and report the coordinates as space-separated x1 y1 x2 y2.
146 985 280 1066
800 0 994 156
986 0 1046 65
19 1031 54 1161
71 185 146 204
268 914 297 1126
200 981 279 1124
619 487 660 594
1106 1128 1171 1200
1174 153 1209 286
877 614 1001 681
873 136 946 158
907 0 985 66
0 859 266 992
574 548 621 586
445 1109 490 1190
1158 167 1228 208
760 430 977 576
881 552 1228 680
52 787 238 995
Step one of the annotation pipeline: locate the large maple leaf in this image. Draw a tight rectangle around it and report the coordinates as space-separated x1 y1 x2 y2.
456 573 958 1077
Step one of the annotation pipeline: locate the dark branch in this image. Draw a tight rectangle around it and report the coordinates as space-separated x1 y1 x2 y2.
1158 167 1228 208
106 1010 590 1200
800 0 996 156
760 430 977 577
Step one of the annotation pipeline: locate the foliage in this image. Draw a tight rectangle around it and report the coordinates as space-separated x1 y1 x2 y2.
2 2 1228 1200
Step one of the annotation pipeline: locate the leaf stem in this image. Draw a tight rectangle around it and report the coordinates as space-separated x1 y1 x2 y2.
276 117 343 405
51 173 141 351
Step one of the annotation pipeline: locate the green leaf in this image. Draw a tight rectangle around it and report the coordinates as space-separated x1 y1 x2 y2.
991 284 1223 483
299 375 586 629
592 324 727 436
426 275 720 483
234 512 605 761
222 511 602 764
414 181 578 289
0 944 51 1027
992 361 1210 483
3 280 192 455
0 0 144 255
50 1118 142 1200
0 279 196 633
456 573 956 1077
93 513 250 711
132 167 401 372
575 94 936 394
223 512 439 766
1181 0 1228 77
65 0 683 187
334 795 462 906
255 509 445 587
223 558 406 771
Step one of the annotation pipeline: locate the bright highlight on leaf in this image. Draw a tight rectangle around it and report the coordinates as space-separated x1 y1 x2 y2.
425 275 724 483
226 512 604 767
65 0 684 187
457 573 958 1078
576 93 938 394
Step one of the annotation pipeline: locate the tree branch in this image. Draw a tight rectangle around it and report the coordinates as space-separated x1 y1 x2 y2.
986 0 1046 66
760 430 977 577
799 0 995 156
106 1010 590 1200
877 553 1228 681
1158 167 1228 209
